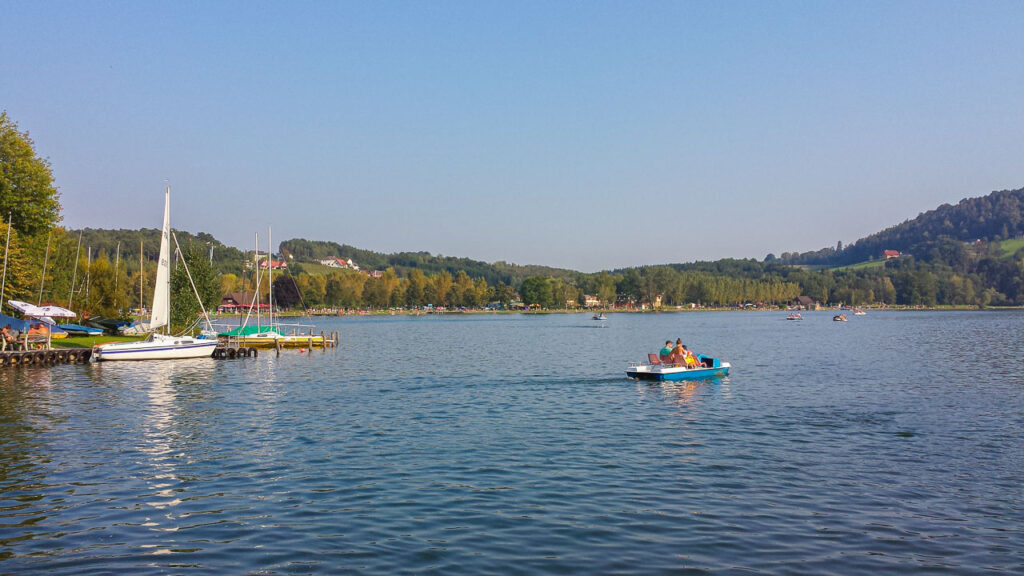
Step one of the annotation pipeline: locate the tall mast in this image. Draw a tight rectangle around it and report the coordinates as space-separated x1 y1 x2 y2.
114 241 120 292
254 232 260 330
38 231 51 305
68 229 83 309
268 226 273 330
84 246 92 313
0 212 10 314
139 239 144 312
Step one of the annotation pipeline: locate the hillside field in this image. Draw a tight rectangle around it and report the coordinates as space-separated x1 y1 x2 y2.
999 237 1024 257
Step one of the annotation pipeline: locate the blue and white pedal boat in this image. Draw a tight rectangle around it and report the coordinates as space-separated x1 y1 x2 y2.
626 354 731 381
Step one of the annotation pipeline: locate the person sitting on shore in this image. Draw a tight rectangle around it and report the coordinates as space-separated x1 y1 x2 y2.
1 325 16 352
659 341 674 363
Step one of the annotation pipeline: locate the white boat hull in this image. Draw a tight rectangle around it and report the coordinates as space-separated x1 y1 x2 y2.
94 334 217 361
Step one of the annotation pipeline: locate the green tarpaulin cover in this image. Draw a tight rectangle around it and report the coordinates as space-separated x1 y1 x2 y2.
218 325 275 337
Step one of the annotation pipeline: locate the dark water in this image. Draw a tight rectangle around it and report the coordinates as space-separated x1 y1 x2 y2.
1 311 1022 574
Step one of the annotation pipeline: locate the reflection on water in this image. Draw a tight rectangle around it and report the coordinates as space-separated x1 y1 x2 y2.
0 311 1022 574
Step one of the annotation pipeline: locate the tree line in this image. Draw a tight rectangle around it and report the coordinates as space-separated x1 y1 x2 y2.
4 110 1023 330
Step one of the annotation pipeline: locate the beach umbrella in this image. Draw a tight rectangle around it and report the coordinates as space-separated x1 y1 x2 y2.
7 300 46 317
37 304 77 318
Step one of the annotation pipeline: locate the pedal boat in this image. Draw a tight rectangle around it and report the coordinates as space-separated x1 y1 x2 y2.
626 354 731 381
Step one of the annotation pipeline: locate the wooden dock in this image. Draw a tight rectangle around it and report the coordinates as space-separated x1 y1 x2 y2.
0 348 93 366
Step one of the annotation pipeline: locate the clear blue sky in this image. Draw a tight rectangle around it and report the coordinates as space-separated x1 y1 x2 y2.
3 1 1022 272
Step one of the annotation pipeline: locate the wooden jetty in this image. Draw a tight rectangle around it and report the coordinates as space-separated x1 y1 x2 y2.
0 330 339 366
0 348 93 366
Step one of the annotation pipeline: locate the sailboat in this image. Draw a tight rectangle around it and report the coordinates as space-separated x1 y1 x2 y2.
93 187 218 361
218 228 325 348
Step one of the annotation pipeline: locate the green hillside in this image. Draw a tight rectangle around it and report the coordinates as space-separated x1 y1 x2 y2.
834 259 887 271
778 187 1024 267
65 185 1024 310
999 237 1024 258
280 238 579 286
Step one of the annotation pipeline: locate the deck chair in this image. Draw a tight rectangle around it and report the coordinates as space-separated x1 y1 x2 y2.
648 353 663 365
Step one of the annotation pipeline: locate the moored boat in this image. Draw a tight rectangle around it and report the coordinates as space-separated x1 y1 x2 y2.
626 354 731 381
58 323 104 337
93 186 217 361
218 324 325 348
94 333 217 360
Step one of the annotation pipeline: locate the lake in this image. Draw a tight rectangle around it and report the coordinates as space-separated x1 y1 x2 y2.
1 311 1022 574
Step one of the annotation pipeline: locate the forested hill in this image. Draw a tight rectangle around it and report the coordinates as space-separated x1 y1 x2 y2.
778 187 1024 266
279 238 578 286
70 228 247 275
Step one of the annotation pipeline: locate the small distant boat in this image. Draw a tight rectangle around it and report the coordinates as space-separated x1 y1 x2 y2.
833 314 848 322
627 353 731 381
853 308 866 316
787 313 802 320
593 313 608 321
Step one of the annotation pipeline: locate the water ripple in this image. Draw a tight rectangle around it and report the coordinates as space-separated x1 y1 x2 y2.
1 311 1022 573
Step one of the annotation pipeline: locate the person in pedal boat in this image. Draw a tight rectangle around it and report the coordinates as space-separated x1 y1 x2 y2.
659 341 674 363
669 338 686 364
681 345 699 368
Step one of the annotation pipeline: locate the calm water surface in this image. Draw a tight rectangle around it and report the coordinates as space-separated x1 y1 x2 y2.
1 311 1022 574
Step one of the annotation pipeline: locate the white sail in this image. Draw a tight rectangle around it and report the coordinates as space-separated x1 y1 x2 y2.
149 186 171 331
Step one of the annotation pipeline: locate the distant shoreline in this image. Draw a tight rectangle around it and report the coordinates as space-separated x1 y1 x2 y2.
270 304 1010 319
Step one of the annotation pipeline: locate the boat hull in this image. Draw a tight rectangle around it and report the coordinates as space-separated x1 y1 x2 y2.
627 354 731 381
94 336 217 361
626 363 730 381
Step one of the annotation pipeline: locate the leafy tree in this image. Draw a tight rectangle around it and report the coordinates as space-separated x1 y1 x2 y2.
474 277 491 306
219 273 240 295
0 112 61 236
451 271 476 307
296 273 325 307
273 275 303 309
519 276 552 308
405 269 427 306
595 272 616 306
493 281 514 306
364 269 399 308
427 271 453 306
0 222 34 305
170 245 221 331
81 253 131 318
